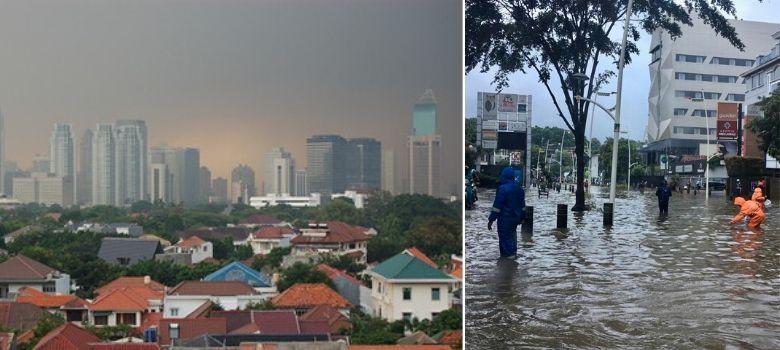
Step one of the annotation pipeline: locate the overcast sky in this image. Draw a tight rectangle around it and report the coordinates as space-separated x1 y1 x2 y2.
466 0 780 142
1 0 462 193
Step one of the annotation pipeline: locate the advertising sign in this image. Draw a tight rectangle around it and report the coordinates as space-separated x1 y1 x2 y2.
717 102 739 140
482 120 498 130
481 130 497 140
509 151 523 165
482 140 497 149
498 93 518 112
508 121 527 132
497 132 527 150
480 92 498 119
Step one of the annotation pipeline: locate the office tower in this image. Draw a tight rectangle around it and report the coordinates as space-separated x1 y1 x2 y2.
3 162 25 197
382 149 396 194
644 18 780 159
78 129 93 205
14 174 73 206
150 163 173 203
408 90 442 197
211 177 228 203
180 148 201 205
92 124 115 205
31 154 51 173
49 123 75 205
114 120 148 206
294 170 308 196
264 147 295 195
199 166 212 203
230 164 255 204
149 145 200 205
345 138 381 190
306 135 348 194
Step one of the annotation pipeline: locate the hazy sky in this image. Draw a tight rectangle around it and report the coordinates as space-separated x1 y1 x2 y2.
466 0 780 142
1 0 462 193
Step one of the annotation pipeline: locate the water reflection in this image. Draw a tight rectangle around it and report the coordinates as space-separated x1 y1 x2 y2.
466 186 780 349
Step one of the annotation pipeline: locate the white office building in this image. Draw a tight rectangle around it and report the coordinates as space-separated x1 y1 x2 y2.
294 170 308 197
409 135 441 197
382 149 396 194
49 123 75 205
264 147 295 196
644 18 780 158
92 124 115 205
249 193 323 208
150 163 173 203
741 29 780 169
13 174 73 206
114 120 148 206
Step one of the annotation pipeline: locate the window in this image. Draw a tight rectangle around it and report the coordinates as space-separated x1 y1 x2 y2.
517 104 527 113
700 74 714 82
718 75 736 83
94 315 108 326
676 54 705 63
675 72 697 80
403 287 412 301
431 288 441 301
170 308 179 317
203 245 208 252
169 324 180 340
683 127 695 135
43 284 56 293
691 110 716 118
402 313 412 322
699 128 708 135
726 94 745 101
432 312 440 319
703 92 721 100
673 108 688 116
117 313 136 326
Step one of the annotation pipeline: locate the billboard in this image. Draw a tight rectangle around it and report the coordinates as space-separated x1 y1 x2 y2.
498 93 518 112
716 102 739 140
497 132 527 150
479 92 498 120
482 120 498 130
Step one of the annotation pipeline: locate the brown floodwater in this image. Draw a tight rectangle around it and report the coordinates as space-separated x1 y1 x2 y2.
466 185 780 349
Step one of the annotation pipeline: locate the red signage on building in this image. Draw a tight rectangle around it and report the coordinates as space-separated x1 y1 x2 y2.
716 102 739 140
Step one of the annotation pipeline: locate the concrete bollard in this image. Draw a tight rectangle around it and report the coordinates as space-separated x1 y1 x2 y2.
603 202 614 227
522 206 534 234
557 204 567 229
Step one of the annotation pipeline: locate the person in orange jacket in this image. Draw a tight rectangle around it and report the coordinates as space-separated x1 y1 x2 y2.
730 197 765 229
751 187 766 209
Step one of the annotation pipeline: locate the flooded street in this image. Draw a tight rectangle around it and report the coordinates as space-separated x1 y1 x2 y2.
465 185 780 349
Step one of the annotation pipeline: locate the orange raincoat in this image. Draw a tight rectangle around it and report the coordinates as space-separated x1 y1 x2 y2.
731 197 765 229
751 187 766 209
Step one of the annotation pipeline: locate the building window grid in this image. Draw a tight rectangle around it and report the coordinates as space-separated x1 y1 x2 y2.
710 57 754 67
673 108 688 116
675 72 736 83
675 54 706 63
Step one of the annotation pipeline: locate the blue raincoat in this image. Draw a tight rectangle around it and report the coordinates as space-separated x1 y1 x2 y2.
488 167 526 257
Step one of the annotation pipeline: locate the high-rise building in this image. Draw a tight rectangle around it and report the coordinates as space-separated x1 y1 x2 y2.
644 18 780 161
49 123 75 205
306 135 348 194
149 145 200 205
211 177 228 204
31 154 50 173
113 120 148 206
408 90 442 197
180 148 201 205
294 170 308 196
199 166 212 203
78 129 93 205
149 163 173 203
230 164 255 204
264 147 295 195
346 138 381 190
382 149 396 194
13 175 73 206
150 145 180 203
413 89 437 136
92 124 115 205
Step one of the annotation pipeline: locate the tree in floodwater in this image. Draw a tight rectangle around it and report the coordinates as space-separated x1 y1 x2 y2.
747 88 780 158
466 0 745 210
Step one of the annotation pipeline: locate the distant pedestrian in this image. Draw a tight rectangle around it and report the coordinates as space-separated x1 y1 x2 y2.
656 180 672 215
488 167 525 258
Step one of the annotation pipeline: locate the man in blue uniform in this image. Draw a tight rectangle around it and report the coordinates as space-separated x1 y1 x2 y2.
488 167 526 258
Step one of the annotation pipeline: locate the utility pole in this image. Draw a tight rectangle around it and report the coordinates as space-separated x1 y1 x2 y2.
560 130 566 184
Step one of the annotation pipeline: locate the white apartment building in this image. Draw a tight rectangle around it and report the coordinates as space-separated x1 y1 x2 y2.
264 147 295 196
249 192 324 208
92 124 115 205
644 18 780 158
114 120 148 206
49 123 75 202
741 29 780 169
13 174 74 206
294 170 308 196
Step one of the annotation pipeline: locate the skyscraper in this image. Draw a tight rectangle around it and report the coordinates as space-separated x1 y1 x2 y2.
211 177 228 203
180 148 201 205
230 164 255 204
294 170 308 196
149 163 173 203
199 166 212 203
346 138 381 190
306 135 348 194
78 129 93 205
149 145 200 206
92 124 115 205
149 145 180 203
382 149 396 194
264 147 295 195
113 120 148 206
49 123 75 205
408 89 442 197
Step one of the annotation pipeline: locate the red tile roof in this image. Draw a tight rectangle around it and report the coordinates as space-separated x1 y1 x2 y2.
290 221 370 245
16 287 87 309
157 318 227 345
403 248 437 269
16 330 34 344
272 283 351 309
247 310 300 335
33 323 99 350
253 226 294 239
317 264 361 286
0 255 59 281
167 281 257 296
209 310 252 333
89 287 162 312
0 302 46 331
87 344 160 350
0 332 13 350
175 236 207 249
239 215 283 225
96 276 166 296
437 330 462 347
449 265 462 280
185 300 213 318
300 304 351 334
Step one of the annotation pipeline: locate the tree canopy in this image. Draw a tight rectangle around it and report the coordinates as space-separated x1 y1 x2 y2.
747 88 780 158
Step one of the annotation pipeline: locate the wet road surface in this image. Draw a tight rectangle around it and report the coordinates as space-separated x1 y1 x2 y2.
466 185 780 349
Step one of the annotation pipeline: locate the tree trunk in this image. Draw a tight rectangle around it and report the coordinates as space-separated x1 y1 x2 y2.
572 121 587 211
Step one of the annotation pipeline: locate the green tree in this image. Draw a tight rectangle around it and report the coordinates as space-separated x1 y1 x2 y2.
276 262 335 292
346 312 404 344
467 0 745 210
19 313 65 350
747 88 780 158
317 254 366 276
406 216 462 259
244 300 275 310
465 117 478 145
252 247 291 271
319 198 363 225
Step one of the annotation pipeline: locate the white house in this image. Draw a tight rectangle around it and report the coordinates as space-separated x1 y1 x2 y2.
164 236 213 264
367 252 458 322
248 226 296 255
163 281 268 318
0 255 71 298
290 222 371 264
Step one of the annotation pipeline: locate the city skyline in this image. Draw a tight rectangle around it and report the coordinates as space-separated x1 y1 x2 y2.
0 0 461 195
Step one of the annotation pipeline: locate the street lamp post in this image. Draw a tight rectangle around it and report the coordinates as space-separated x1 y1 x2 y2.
609 0 635 205
588 91 616 185
560 130 566 184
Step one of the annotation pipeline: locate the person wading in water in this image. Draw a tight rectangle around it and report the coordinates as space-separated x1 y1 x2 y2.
488 167 526 258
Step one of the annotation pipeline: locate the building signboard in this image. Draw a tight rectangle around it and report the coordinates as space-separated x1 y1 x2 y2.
498 93 518 112
479 92 498 119
716 102 739 140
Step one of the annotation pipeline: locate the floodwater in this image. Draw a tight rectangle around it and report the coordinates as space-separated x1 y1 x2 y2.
465 185 780 349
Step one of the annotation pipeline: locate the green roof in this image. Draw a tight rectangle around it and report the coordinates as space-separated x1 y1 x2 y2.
371 253 454 280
